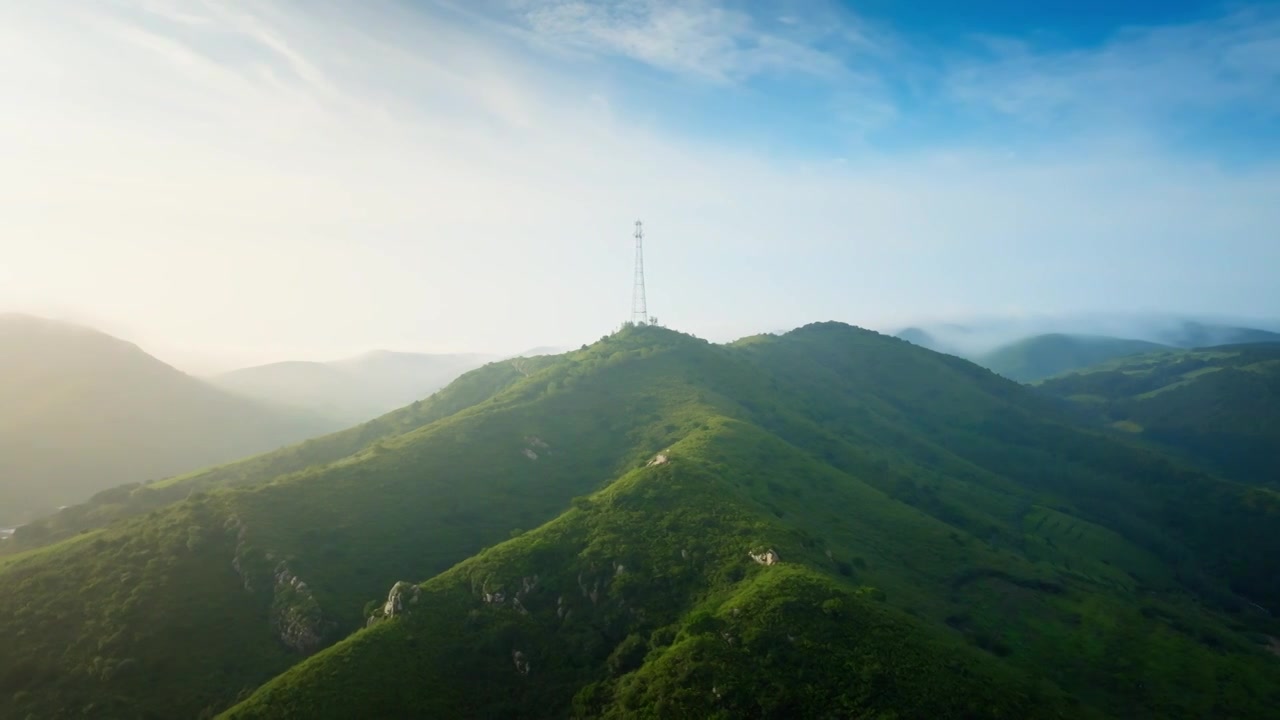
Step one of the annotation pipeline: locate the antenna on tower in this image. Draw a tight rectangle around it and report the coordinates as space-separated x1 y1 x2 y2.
630 220 648 326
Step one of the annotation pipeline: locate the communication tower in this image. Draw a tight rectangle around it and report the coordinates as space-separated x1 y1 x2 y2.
631 220 648 326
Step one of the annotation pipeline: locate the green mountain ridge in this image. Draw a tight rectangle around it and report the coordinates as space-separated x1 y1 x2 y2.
3 324 1278 719
0 314 340 525
1036 343 1280 487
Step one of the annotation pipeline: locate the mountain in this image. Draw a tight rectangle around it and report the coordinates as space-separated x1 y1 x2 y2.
0 314 339 525
2 324 1279 719
1036 343 1280 487
212 350 497 423
977 334 1173 383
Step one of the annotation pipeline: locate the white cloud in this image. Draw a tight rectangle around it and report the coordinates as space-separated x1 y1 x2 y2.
0 0 1276 369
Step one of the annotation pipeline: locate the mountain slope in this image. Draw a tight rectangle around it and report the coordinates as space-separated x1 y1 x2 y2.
3 324 1279 719
977 334 1172 383
1 355 555 554
227 422 1069 719
1036 344 1280 487
0 314 338 525
212 350 496 423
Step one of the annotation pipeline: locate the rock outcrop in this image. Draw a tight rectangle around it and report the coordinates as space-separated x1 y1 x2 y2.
271 561 326 654
749 549 780 566
383 581 422 617
224 515 253 592
522 436 552 460
512 649 530 676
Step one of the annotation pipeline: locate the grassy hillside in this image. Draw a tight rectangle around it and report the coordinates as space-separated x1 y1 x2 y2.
0 314 339 525
1036 344 1280 487
3 324 1279 719
226 422 1071 719
976 334 1172 383
212 350 496 423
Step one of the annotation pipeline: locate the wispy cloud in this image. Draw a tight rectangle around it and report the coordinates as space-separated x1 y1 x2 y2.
504 0 863 83
945 5 1280 128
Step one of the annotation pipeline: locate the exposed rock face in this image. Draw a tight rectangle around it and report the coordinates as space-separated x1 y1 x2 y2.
646 453 669 467
383 581 421 617
512 649 530 676
224 515 253 592
749 549 780 566
522 448 539 460
271 561 326 654
519 575 540 596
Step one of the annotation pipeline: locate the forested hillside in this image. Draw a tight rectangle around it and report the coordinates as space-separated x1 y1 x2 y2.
1037 344 1280 487
2 324 1277 719
0 314 339 525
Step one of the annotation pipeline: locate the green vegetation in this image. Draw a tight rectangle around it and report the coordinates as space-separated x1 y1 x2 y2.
976 334 1171 383
1037 344 1280 487
3 323 1279 719
0 314 340 526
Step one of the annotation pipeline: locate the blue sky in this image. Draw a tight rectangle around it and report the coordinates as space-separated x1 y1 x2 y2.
478 0 1280 160
0 0 1277 369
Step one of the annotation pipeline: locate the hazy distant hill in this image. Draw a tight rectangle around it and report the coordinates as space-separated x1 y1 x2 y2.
978 334 1173 383
213 349 497 423
894 316 1280 361
4 323 1279 719
0 314 338 525
893 326 951 353
509 345 571 358
1154 321 1280 349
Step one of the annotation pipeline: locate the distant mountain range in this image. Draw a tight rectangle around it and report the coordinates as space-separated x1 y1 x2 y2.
0 314 340 525
212 350 498 424
210 347 573 424
896 317 1280 382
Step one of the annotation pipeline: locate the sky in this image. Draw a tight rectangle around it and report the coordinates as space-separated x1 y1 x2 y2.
1 0 1278 372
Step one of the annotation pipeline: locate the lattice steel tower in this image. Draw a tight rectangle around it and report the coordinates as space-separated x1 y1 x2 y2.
630 220 648 326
